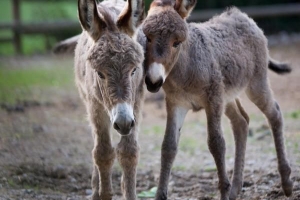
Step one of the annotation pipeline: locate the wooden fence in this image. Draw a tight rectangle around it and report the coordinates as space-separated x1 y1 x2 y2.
0 0 80 54
1 0 300 54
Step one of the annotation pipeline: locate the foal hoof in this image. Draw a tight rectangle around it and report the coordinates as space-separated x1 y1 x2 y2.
155 191 168 200
282 179 293 197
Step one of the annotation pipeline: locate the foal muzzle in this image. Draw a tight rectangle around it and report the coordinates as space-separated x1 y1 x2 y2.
112 103 135 136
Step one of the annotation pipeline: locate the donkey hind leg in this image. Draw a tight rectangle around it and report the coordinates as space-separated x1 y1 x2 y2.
116 132 139 200
246 77 293 197
206 102 231 200
225 99 249 200
155 104 188 200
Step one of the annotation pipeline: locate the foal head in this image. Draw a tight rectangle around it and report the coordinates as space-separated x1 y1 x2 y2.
78 0 145 135
142 0 196 92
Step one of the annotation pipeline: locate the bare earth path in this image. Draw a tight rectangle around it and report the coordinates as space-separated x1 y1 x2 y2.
0 43 299 200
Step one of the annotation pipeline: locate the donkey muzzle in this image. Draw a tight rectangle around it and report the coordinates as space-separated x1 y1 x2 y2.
145 62 166 93
112 103 135 136
145 75 163 93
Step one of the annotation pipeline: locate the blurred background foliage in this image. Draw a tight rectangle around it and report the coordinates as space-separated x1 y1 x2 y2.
0 0 300 55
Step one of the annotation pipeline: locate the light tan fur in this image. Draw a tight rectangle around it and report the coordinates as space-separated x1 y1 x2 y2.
141 0 293 200
75 0 145 199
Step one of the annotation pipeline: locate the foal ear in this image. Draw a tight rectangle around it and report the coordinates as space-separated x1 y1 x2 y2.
174 0 197 19
117 0 145 37
78 0 106 41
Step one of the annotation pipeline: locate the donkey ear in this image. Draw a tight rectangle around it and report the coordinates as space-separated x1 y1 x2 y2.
117 0 145 37
78 0 106 41
174 0 197 19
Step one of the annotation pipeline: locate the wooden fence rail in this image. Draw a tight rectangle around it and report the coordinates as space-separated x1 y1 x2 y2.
1 1 300 54
189 3 300 22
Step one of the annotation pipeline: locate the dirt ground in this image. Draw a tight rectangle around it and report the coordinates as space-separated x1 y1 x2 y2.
0 43 300 200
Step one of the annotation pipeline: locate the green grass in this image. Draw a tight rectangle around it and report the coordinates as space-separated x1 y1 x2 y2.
285 110 300 119
179 136 199 155
0 0 78 55
0 59 74 104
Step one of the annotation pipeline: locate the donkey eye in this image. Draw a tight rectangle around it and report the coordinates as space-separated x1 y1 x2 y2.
173 41 181 48
146 37 151 43
97 71 105 79
131 68 137 76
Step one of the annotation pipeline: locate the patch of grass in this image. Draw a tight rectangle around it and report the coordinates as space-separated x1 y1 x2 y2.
179 137 199 155
249 113 265 122
152 125 164 135
23 183 41 190
173 165 187 171
285 110 300 119
204 166 217 172
7 178 15 187
0 63 74 104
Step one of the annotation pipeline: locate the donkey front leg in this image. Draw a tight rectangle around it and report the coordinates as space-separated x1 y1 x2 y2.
116 133 139 200
155 102 188 200
93 132 116 200
89 105 115 200
206 103 231 200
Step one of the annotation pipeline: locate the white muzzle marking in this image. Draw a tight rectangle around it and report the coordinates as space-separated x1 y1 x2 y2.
112 102 134 123
148 62 166 83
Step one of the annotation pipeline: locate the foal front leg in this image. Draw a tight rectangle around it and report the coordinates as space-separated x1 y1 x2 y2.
89 105 115 200
206 103 231 200
155 101 188 200
117 133 139 200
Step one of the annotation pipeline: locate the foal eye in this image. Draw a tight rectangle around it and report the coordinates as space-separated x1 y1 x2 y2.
146 37 151 43
173 41 181 48
97 71 105 79
131 68 137 76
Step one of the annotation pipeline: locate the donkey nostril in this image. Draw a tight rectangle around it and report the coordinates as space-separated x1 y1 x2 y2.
155 78 163 88
145 76 151 86
113 123 120 131
130 120 135 128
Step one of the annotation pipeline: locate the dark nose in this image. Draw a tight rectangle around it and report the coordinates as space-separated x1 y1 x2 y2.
113 118 135 136
145 75 163 93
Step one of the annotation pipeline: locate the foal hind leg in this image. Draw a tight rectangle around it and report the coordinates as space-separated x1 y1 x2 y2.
246 77 293 196
206 102 231 200
225 99 249 200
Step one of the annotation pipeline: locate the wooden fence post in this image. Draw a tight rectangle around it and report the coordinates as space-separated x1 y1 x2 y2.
12 0 21 54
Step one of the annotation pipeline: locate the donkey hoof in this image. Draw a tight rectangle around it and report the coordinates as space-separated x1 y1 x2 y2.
229 191 238 200
282 179 293 197
155 191 168 200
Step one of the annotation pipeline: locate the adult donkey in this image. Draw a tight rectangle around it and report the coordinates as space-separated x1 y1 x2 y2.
141 0 293 199
74 0 144 199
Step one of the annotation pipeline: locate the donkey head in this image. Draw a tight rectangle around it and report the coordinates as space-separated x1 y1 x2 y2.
142 0 196 93
79 0 145 136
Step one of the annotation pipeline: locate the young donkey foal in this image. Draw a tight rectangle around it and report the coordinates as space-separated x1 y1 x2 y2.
75 0 144 199
141 0 293 199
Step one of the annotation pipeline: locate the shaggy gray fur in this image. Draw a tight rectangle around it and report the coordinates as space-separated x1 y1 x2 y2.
74 0 144 200
141 1 293 200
